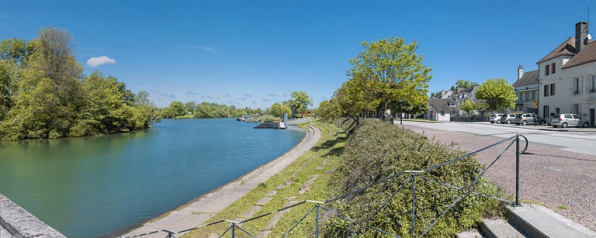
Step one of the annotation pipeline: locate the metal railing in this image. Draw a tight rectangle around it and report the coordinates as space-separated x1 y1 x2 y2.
121 133 528 238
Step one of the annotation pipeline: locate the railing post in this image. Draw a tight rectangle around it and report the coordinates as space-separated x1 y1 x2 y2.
232 223 235 238
411 174 416 237
315 204 320 238
515 134 521 206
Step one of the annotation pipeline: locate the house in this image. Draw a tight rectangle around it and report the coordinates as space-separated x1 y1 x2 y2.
537 22 596 127
426 97 459 121
512 66 538 113
432 86 480 117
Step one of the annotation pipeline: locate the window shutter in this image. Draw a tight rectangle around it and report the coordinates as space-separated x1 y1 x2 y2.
581 76 584 94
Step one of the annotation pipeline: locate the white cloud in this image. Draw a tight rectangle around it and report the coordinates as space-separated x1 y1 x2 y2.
210 95 220 99
270 93 286 97
86 56 116 67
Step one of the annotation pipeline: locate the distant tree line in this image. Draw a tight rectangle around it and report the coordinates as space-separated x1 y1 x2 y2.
0 27 161 141
161 101 262 118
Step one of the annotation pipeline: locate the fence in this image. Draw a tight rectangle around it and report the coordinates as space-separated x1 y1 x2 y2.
121 133 528 238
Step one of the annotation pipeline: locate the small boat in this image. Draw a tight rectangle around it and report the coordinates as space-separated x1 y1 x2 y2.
236 116 246 121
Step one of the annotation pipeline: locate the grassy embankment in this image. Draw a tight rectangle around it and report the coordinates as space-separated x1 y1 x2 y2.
184 120 344 237
184 118 504 237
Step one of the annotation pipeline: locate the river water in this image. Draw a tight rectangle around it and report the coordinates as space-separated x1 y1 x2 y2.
0 118 305 237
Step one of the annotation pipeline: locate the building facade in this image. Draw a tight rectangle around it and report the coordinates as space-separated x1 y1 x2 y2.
537 22 596 127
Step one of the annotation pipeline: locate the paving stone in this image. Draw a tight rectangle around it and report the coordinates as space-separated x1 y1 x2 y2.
240 206 263 218
256 196 273 206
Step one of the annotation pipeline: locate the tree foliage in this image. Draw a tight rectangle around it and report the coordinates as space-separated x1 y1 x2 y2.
475 78 516 111
318 37 431 122
288 91 312 116
0 28 160 140
451 79 478 91
460 99 475 116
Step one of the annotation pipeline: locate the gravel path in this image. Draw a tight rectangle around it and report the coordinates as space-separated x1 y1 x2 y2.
400 124 596 231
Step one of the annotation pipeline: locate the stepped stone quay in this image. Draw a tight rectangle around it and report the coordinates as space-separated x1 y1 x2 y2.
400 123 596 232
121 126 320 238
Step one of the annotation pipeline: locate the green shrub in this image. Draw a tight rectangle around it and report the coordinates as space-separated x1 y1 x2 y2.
325 120 503 237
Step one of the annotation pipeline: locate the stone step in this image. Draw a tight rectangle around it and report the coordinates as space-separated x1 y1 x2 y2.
505 204 596 238
480 218 525 238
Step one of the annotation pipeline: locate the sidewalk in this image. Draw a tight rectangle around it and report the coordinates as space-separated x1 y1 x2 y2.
120 126 321 238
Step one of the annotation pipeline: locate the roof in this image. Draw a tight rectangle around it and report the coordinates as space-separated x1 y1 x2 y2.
512 70 538 87
562 40 596 69
428 98 459 112
536 37 576 64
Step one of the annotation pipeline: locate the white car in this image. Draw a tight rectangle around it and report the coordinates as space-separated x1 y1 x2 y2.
551 113 590 128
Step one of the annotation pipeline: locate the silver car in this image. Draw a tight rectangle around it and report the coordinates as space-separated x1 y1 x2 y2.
515 113 536 125
489 113 504 124
551 113 591 128
499 113 516 124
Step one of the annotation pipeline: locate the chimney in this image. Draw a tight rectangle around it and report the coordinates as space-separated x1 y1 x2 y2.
575 22 589 53
518 65 523 80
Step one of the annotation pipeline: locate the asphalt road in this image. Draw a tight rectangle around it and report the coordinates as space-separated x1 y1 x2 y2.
395 121 596 156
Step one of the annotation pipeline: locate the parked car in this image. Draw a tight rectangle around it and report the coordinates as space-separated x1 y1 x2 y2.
551 113 591 128
489 113 504 124
515 113 536 125
538 116 553 125
499 113 516 124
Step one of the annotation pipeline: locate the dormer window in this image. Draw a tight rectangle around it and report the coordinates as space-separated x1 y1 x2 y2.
545 64 550 76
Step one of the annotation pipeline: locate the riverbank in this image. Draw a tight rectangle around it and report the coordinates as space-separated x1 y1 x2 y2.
120 125 321 237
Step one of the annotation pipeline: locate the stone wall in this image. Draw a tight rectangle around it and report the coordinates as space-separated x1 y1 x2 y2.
0 193 65 238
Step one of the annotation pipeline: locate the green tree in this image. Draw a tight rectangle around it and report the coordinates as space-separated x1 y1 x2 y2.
475 78 516 112
163 101 187 118
270 102 282 117
460 99 475 116
474 101 490 117
288 91 312 117
347 37 432 121
184 101 196 114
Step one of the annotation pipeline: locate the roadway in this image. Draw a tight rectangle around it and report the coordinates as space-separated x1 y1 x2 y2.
394 121 596 156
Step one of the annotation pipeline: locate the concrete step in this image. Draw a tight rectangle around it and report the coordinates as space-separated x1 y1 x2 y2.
480 218 525 238
506 204 596 238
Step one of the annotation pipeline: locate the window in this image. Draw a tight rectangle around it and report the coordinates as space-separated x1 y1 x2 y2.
574 78 580 95
525 91 529 101
543 105 549 118
545 64 550 76
441 111 445 116
544 85 549 96
551 63 555 74
532 91 536 100
590 75 596 93
550 83 555 96
555 108 560 114
573 104 579 114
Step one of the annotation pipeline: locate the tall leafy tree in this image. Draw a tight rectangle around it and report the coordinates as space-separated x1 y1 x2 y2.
347 37 432 121
184 101 196 114
475 78 516 112
288 91 312 116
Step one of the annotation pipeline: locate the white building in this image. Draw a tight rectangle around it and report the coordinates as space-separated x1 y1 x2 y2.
512 66 538 113
537 22 596 127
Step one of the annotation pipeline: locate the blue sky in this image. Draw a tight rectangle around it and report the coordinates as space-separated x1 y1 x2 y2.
1 1 594 109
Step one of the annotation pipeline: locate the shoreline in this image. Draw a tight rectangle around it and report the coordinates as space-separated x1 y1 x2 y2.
116 125 321 238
